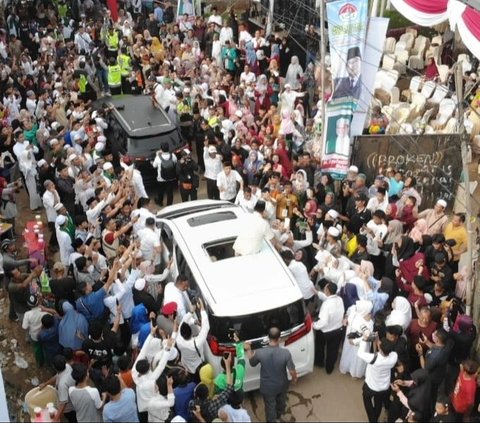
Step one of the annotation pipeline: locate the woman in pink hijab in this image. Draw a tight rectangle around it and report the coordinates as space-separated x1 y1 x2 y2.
409 219 428 243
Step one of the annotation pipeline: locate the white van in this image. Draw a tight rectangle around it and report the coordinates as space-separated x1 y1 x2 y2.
156 200 314 391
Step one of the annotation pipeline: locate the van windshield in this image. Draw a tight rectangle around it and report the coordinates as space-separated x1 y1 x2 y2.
208 299 305 343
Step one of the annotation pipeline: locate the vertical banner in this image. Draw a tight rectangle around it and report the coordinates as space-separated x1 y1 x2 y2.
350 17 390 136
177 0 196 22
321 0 369 179
321 102 355 177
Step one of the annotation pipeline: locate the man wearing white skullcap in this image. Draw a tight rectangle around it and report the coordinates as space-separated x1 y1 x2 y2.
418 198 449 236
102 162 115 188
55 214 73 266
42 179 61 250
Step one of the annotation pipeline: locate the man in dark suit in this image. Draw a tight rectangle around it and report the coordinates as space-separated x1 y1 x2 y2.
332 46 362 100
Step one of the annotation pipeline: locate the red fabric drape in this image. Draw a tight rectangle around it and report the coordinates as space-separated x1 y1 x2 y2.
403 0 448 14
463 6 480 40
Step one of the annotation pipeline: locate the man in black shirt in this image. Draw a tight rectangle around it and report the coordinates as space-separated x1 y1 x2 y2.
132 277 163 314
430 253 454 291
82 306 121 390
347 193 372 234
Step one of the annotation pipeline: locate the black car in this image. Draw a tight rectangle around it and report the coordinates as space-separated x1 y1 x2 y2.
100 95 186 186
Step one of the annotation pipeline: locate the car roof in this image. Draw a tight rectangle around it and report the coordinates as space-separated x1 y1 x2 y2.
101 95 176 137
158 202 302 316
156 200 233 220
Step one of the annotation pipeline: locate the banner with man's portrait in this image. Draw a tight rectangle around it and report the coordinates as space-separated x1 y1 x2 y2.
327 0 368 102
321 102 354 179
321 0 368 179
176 0 196 22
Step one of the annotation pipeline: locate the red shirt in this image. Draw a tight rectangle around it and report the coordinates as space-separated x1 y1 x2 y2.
407 319 437 347
451 370 477 414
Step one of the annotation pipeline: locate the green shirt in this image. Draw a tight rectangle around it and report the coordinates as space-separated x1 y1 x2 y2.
214 342 245 393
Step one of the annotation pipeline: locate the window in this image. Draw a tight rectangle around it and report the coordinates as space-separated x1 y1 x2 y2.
208 299 305 343
203 238 236 262
187 211 237 227
175 245 199 297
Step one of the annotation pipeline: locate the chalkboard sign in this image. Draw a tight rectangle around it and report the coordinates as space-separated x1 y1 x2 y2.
351 134 462 210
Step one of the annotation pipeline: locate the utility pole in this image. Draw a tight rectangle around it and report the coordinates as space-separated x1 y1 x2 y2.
266 0 274 37
319 0 326 139
455 63 474 316
379 0 386 16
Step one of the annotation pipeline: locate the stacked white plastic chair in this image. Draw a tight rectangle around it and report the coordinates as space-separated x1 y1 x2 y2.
430 98 456 130
408 35 429 70
402 76 423 102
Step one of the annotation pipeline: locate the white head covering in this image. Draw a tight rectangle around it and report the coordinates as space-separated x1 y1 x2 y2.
134 278 146 291
385 296 412 332
327 226 340 238
355 300 373 317
56 215 66 226
327 209 339 220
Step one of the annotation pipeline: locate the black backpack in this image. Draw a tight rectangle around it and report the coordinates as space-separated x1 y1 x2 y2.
160 153 176 180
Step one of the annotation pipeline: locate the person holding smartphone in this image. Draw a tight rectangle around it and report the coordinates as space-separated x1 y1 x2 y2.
214 331 246 393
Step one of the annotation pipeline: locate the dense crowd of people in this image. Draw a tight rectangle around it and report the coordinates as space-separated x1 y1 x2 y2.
0 0 478 422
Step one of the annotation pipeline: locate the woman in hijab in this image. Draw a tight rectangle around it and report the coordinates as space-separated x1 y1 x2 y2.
386 296 412 333
391 369 432 422
358 260 389 315
58 301 89 351
19 148 42 210
340 282 360 311
266 58 280 81
242 150 263 185
279 110 295 141
275 138 292 177
398 246 430 284
293 169 309 203
450 314 477 367
279 38 291 77
245 40 258 74
424 56 439 81
0 177 20 234
384 219 404 246
285 56 303 90
384 233 416 280
339 299 374 378
254 74 272 115
409 219 428 244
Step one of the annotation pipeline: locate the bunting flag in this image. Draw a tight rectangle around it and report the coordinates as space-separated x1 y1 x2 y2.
389 0 480 61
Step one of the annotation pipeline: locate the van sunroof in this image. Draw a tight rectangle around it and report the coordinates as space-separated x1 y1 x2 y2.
203 238 237 262
187 211 237 227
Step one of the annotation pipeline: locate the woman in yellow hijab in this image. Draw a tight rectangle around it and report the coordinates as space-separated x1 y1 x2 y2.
199 363 215 398
150 37 164 62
